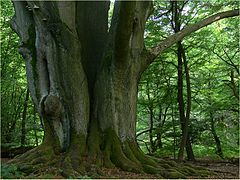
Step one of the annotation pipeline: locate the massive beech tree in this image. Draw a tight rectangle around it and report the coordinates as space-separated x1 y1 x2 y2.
11 0 239 177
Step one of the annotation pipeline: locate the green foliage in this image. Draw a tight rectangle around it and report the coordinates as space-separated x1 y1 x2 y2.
1 0 44 148
1 164 24 179
137 0 239 159
41 173 55 179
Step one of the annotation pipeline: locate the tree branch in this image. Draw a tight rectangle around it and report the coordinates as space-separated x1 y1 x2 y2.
144 9 239 67
212 47 239 75
136 128 156 138
222 48 239 75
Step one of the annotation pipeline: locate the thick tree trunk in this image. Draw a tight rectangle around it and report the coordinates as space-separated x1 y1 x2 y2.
11 1 168 177
12 1 90 154
10 1 237 178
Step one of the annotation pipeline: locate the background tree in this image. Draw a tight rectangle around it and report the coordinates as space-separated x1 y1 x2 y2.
137 0 239 160
1 0 43 148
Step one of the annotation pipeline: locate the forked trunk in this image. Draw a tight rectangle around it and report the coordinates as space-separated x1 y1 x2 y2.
10 0 237 178
11 1 160 176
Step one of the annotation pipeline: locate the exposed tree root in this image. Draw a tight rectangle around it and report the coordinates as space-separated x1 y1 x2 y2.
7 145 57 176
99 129 212 178
7 131 213 178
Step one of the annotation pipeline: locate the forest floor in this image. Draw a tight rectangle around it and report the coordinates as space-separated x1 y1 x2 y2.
1 157 239 179
186 158 239 179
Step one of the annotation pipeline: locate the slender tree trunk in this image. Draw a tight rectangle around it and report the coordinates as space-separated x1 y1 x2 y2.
207 76 224 159
21 89 30 147
155 105 166 150
156 105 163 149
210 113 224 158
176 41 188 161
170 1 187 161
33 106 39 146
171 1 194 161
146 81 155 153
230 70 239 100
156 105 169 150
172 104 177 160
149 108 155 153
237 122 240 146
177 42 195 161
6 90 24 143
182 46 195 161
186 135 195 161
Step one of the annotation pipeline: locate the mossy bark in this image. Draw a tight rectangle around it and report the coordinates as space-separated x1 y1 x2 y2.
10 1 214 178
8 127 212 178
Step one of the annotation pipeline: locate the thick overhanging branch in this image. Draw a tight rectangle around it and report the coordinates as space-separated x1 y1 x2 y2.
142 9 239 69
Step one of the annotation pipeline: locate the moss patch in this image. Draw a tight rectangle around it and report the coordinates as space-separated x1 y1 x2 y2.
167 170 186 179
5 128 214 179
122 142 141 166
102 129 141 173
128 141 158 167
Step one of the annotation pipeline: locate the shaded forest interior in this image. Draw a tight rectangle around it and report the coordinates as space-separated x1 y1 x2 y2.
1 0 239 179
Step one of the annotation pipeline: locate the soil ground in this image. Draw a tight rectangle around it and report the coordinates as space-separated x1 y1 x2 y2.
1 157 239 179
187 158 239 179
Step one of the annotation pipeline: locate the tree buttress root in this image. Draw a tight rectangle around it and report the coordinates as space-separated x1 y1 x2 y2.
7 130 213 178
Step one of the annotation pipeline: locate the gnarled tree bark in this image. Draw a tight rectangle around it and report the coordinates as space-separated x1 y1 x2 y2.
10 0 239 178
